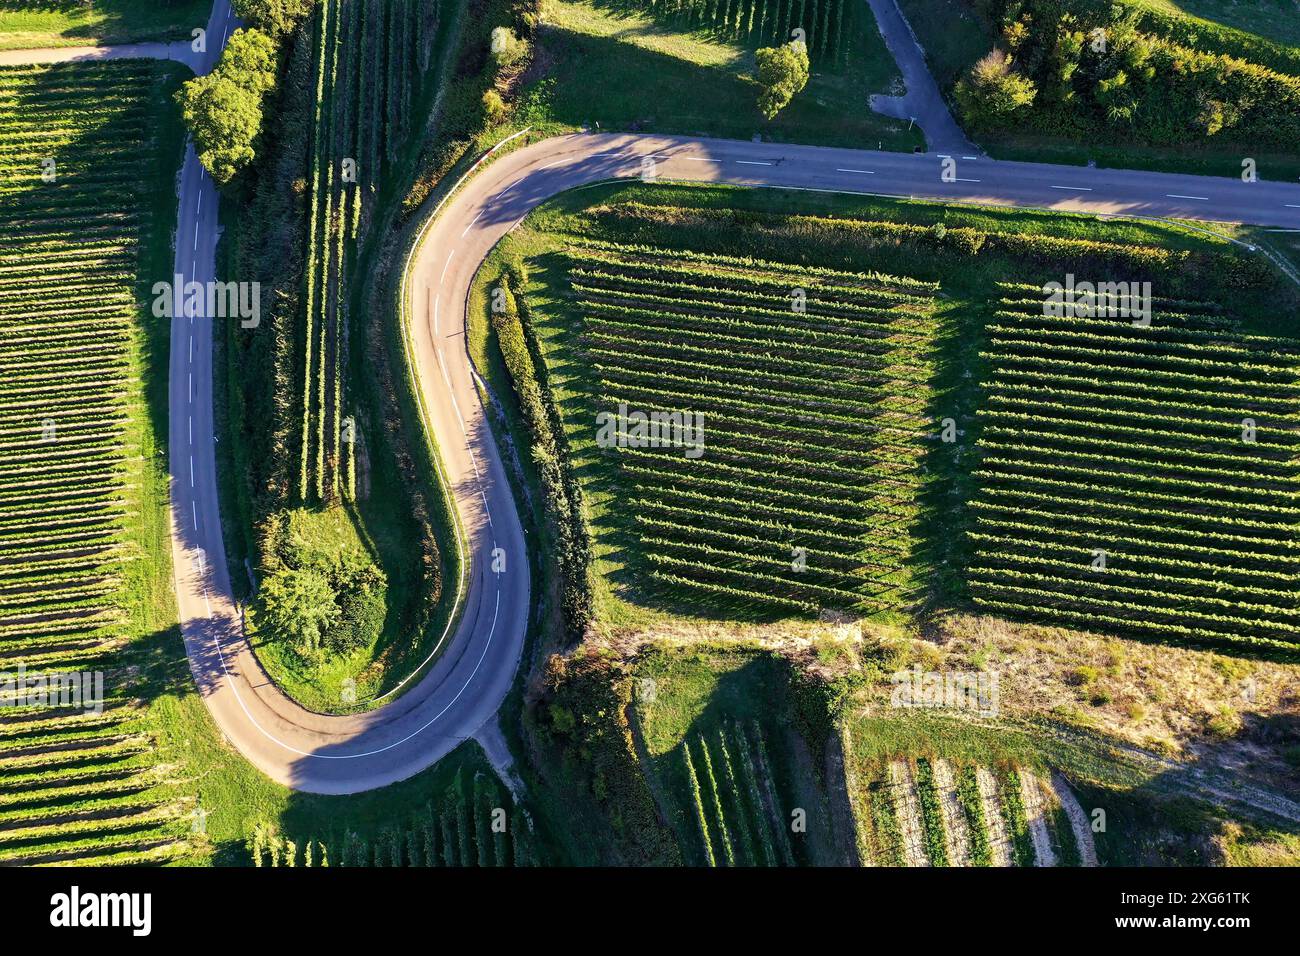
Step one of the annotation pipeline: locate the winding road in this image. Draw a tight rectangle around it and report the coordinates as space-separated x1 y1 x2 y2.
210 131 1300 793
12 3 1300 794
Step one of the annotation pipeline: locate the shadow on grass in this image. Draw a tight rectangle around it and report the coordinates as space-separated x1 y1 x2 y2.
630 649 839 865
525 7 918 148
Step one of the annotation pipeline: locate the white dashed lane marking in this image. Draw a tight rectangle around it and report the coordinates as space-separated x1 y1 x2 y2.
1167 193 1209 201
837 168 875 174
1050 185 1093 191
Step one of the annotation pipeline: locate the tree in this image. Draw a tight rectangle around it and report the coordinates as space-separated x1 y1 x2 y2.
232 0 315 39
954 49 1037 128
259 566 339 659
175 28 278 185
754 41 810 120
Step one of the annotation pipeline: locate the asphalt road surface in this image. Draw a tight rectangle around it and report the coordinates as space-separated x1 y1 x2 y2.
11 6 1300 792
171 131 1300 794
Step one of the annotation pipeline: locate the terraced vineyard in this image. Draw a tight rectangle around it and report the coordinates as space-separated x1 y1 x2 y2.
297 0 441 503
858 757 1091 867
969 284 1300 649
251 770 542 866
0 60 188 864
613 0 856 63
566 241 939 617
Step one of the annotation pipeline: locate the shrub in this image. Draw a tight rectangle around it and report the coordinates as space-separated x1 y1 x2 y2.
232 0 316 38
961 0 1300 148
491 274 593 642
955 48 1037 128
489 25 527 72
1206 704 1243 739
1067 665 1100 686
754 41 810 119
482 88 509 125
326 553 388 653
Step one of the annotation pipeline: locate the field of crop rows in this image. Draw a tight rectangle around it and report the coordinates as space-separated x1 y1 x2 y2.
251 770 542 866
861 757 1090 866
676 719 797 865
566 241 939 617
969 284 1300 649
612 0 856 63
298 0 440 503
0 61 187 865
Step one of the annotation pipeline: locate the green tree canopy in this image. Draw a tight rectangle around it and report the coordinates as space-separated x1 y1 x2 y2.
259 566 341 659
232 0 316 39
954 49 1038 128
176 27 278 185
754 41 810 120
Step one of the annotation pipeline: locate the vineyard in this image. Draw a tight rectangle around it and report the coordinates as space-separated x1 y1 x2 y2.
562 240 940 618
296 0 442 503
249 769 542 866
676 719 804 865
603 0 859 63
858 757 1090 866
620 649 833 865
0 60 188 864
969 285 1300 649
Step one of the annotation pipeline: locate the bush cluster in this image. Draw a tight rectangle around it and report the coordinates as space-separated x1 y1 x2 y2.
956 0 1300 148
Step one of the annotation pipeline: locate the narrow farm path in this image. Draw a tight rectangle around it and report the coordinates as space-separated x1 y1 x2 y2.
0 40 205 70
1051 773 1099 867
1020 772 1057 867
863 0 978 154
